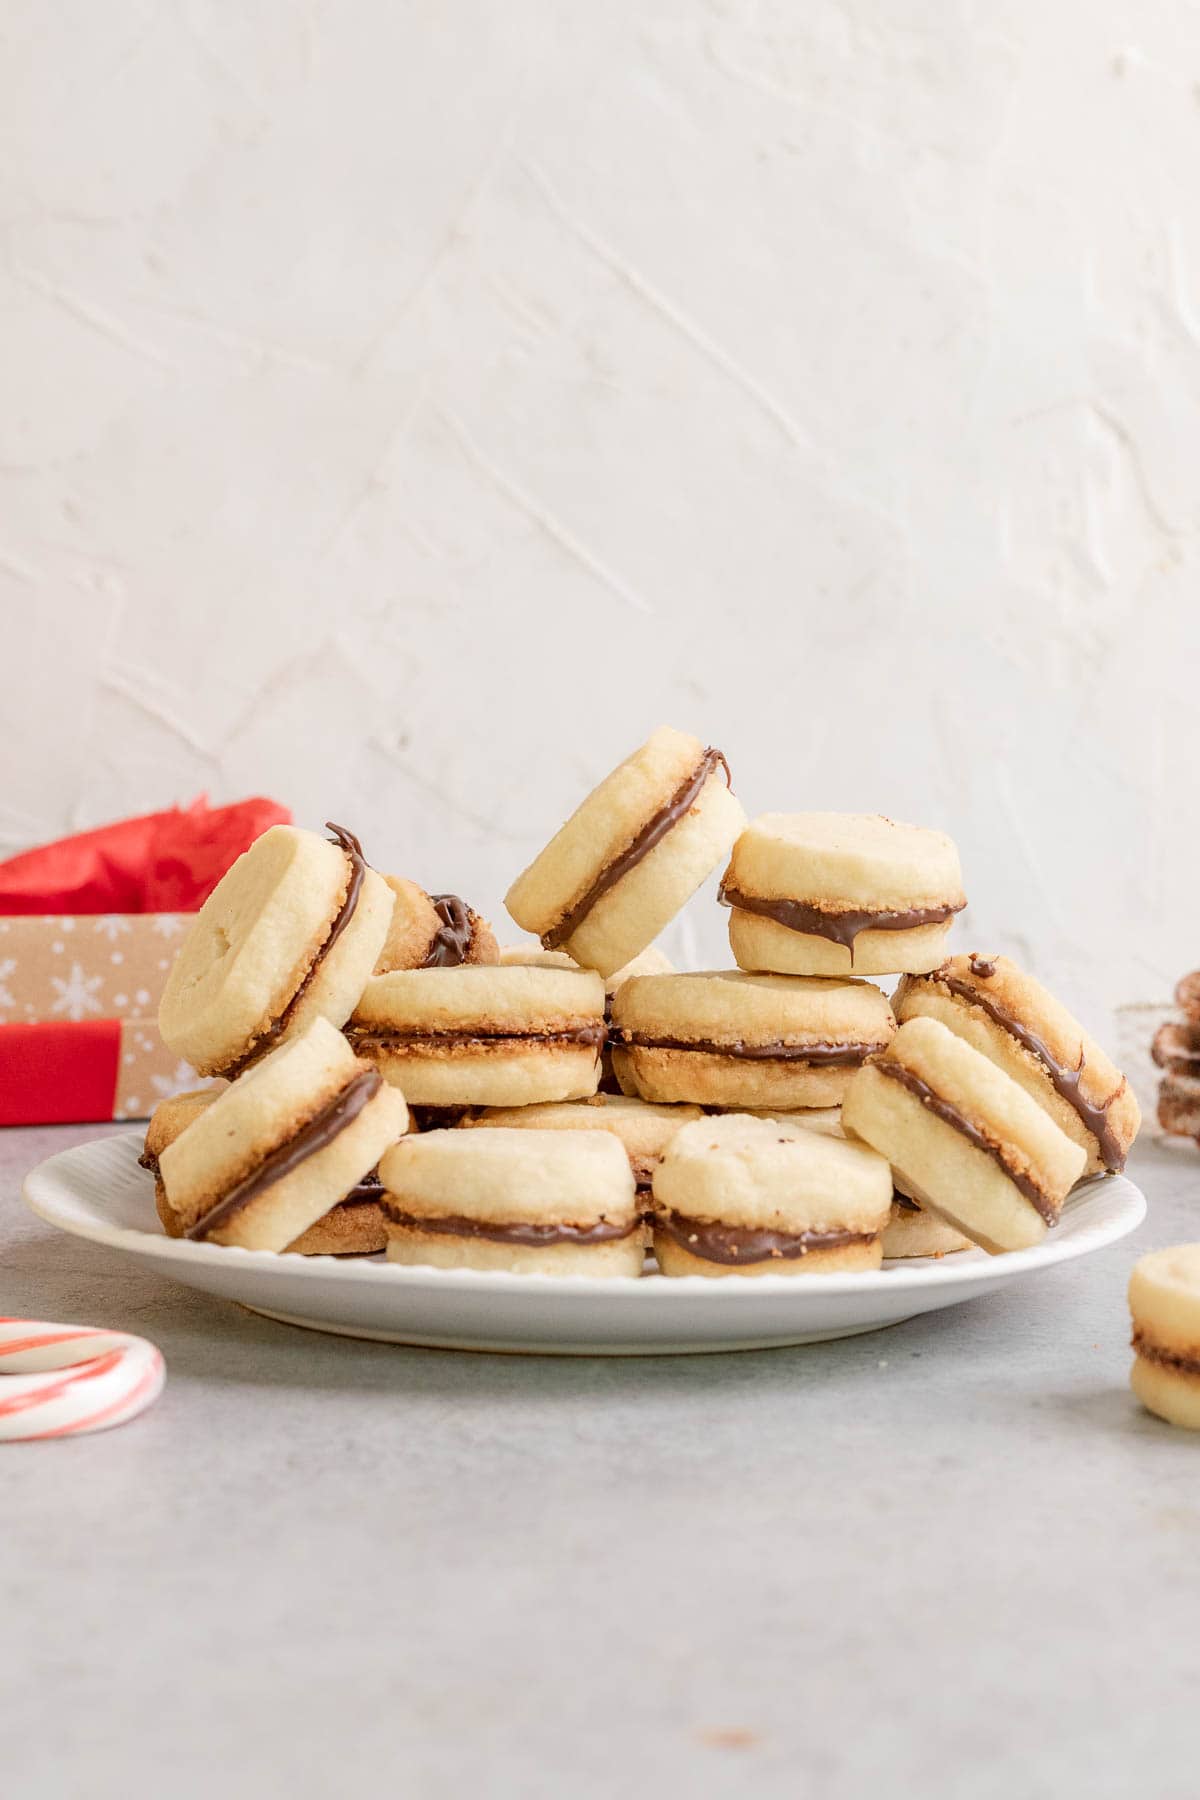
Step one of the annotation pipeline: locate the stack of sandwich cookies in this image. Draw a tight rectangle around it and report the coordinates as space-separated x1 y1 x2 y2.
1152 973 1200 1141
721 813 964 978
376 877 499 972
159 822 394 1078
610 969 895 1109
349 964 605 1107
380 1128 642 1276
506 726 745 977
456 1094 702 1198
650 1114 893 1278
1129 1246 1200 1430
894 954 1139 1176
155 1019 409 1252
842 1017 1086 1254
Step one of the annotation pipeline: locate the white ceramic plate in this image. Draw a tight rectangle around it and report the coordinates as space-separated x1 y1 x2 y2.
24 1133 1145 1356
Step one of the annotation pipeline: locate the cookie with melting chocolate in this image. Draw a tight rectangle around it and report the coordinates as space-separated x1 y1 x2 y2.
376 877 499 973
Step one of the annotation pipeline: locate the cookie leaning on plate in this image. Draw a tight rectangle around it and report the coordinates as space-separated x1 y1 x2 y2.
650 1114 893 1278
376 877 498 972
721 813 965 978
506 726 745 978
1129 1246 1200 1429
894 954 1139 1176
157 1018 409 1251
610 970 895 1109
348 965 605 1107
380 1128 643 1276
842 1017 1086 1254
159 822 394 1078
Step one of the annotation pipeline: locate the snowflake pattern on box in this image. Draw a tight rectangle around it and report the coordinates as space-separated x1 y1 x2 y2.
49 963 104 1020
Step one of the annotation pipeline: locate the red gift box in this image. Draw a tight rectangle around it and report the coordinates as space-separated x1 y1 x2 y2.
0 798 290 1126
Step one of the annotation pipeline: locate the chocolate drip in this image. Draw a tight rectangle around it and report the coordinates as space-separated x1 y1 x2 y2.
871 1057 1058 1224
385 1209 640 1247
656 1211 876 1265
543 748 731 949
1132 1329 1200 1376
218 822 368 1078
185 1069 382 1241
968 954 997 979
138 1148 158 1175
718 882 964 957
423 894 474 968
933 971 1126 1171
613 1031 884 1066
352 1022 606 1052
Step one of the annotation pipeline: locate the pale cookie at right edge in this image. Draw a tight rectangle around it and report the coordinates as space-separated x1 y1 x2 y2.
159 822 394 1078
894 953 1139 1177
375 877 499 972
650 1114 893 1278
158 1018 409 1251
841 1017 1087 1254
1129 1246 1200 1429
380 1128 643 1276
505 725 745 978
720 813 965 978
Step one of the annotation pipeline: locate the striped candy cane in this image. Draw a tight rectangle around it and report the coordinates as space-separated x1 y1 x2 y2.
0 1320 165 1442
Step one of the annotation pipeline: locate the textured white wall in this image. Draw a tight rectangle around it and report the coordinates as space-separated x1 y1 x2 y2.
4 2 1200 1032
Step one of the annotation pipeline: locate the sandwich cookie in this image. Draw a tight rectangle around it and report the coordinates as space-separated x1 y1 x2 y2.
159 822 394 1078
376 877 498 973
156 1018 409 1251
650 1113 892 1278
894 954 1139 1176
348 964 605 1107
601 943 675 1093
720 813 965 978
1129 1246 1200 1429
1152 1005 1200 1140
506 726 745 978
457 1094 702 1197
380 1128 642 1276
610 970 896 1109
841 1016 1087 1254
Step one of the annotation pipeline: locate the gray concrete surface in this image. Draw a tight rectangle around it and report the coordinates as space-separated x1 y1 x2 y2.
2 1121 1197 1800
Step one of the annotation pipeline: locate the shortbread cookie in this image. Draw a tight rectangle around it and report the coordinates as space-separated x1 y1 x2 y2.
894 954 1139 1175
156 1018 408 1250
610 970 895 1109
1152 1019 1200 1068
380 1128 642 1276
1175 972 1200 1021
506 726 745 977
650 1113 892 1278
159 823 394 1078
721 813 965 978
457 1094 702 1194
499 945 580 970
882 1195 973 1259
1158 1066 1200 1139
841 1017 1087 1254
601 944 675 1092
349 965 605 1107
376 877 498 973
1129 1246 1200 1428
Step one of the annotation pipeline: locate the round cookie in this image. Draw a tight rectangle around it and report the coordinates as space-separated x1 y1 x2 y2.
894 954 1139 1176
1158 1067 1200 1140
157 1018 409 1251
380 1128 642 1276
376 877 498 973
457 1093 702 1193
610 969 895 1109
1129 1246 1200 1429
505 726 745 978
159 823 394 1078
721 813 965 978
841 1016 1087 1254
499 945 580 970
349 964 605 1107
650 1113 892 1278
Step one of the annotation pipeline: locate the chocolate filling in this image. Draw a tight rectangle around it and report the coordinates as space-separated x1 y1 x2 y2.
612 1031 884 1066
542 748 731 949
1132 1329 1200 1376
718 883 964 957
891 1190 920 1212
423 894 474 968
968 954 997 979
219 823 367 1078
871 1057 1058 1224
656 1211 876 1265
141 1149 381 1213
385 1210 640 1247
932 967 1127 1171
185 1069 382 1241
352 1022 606 1053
